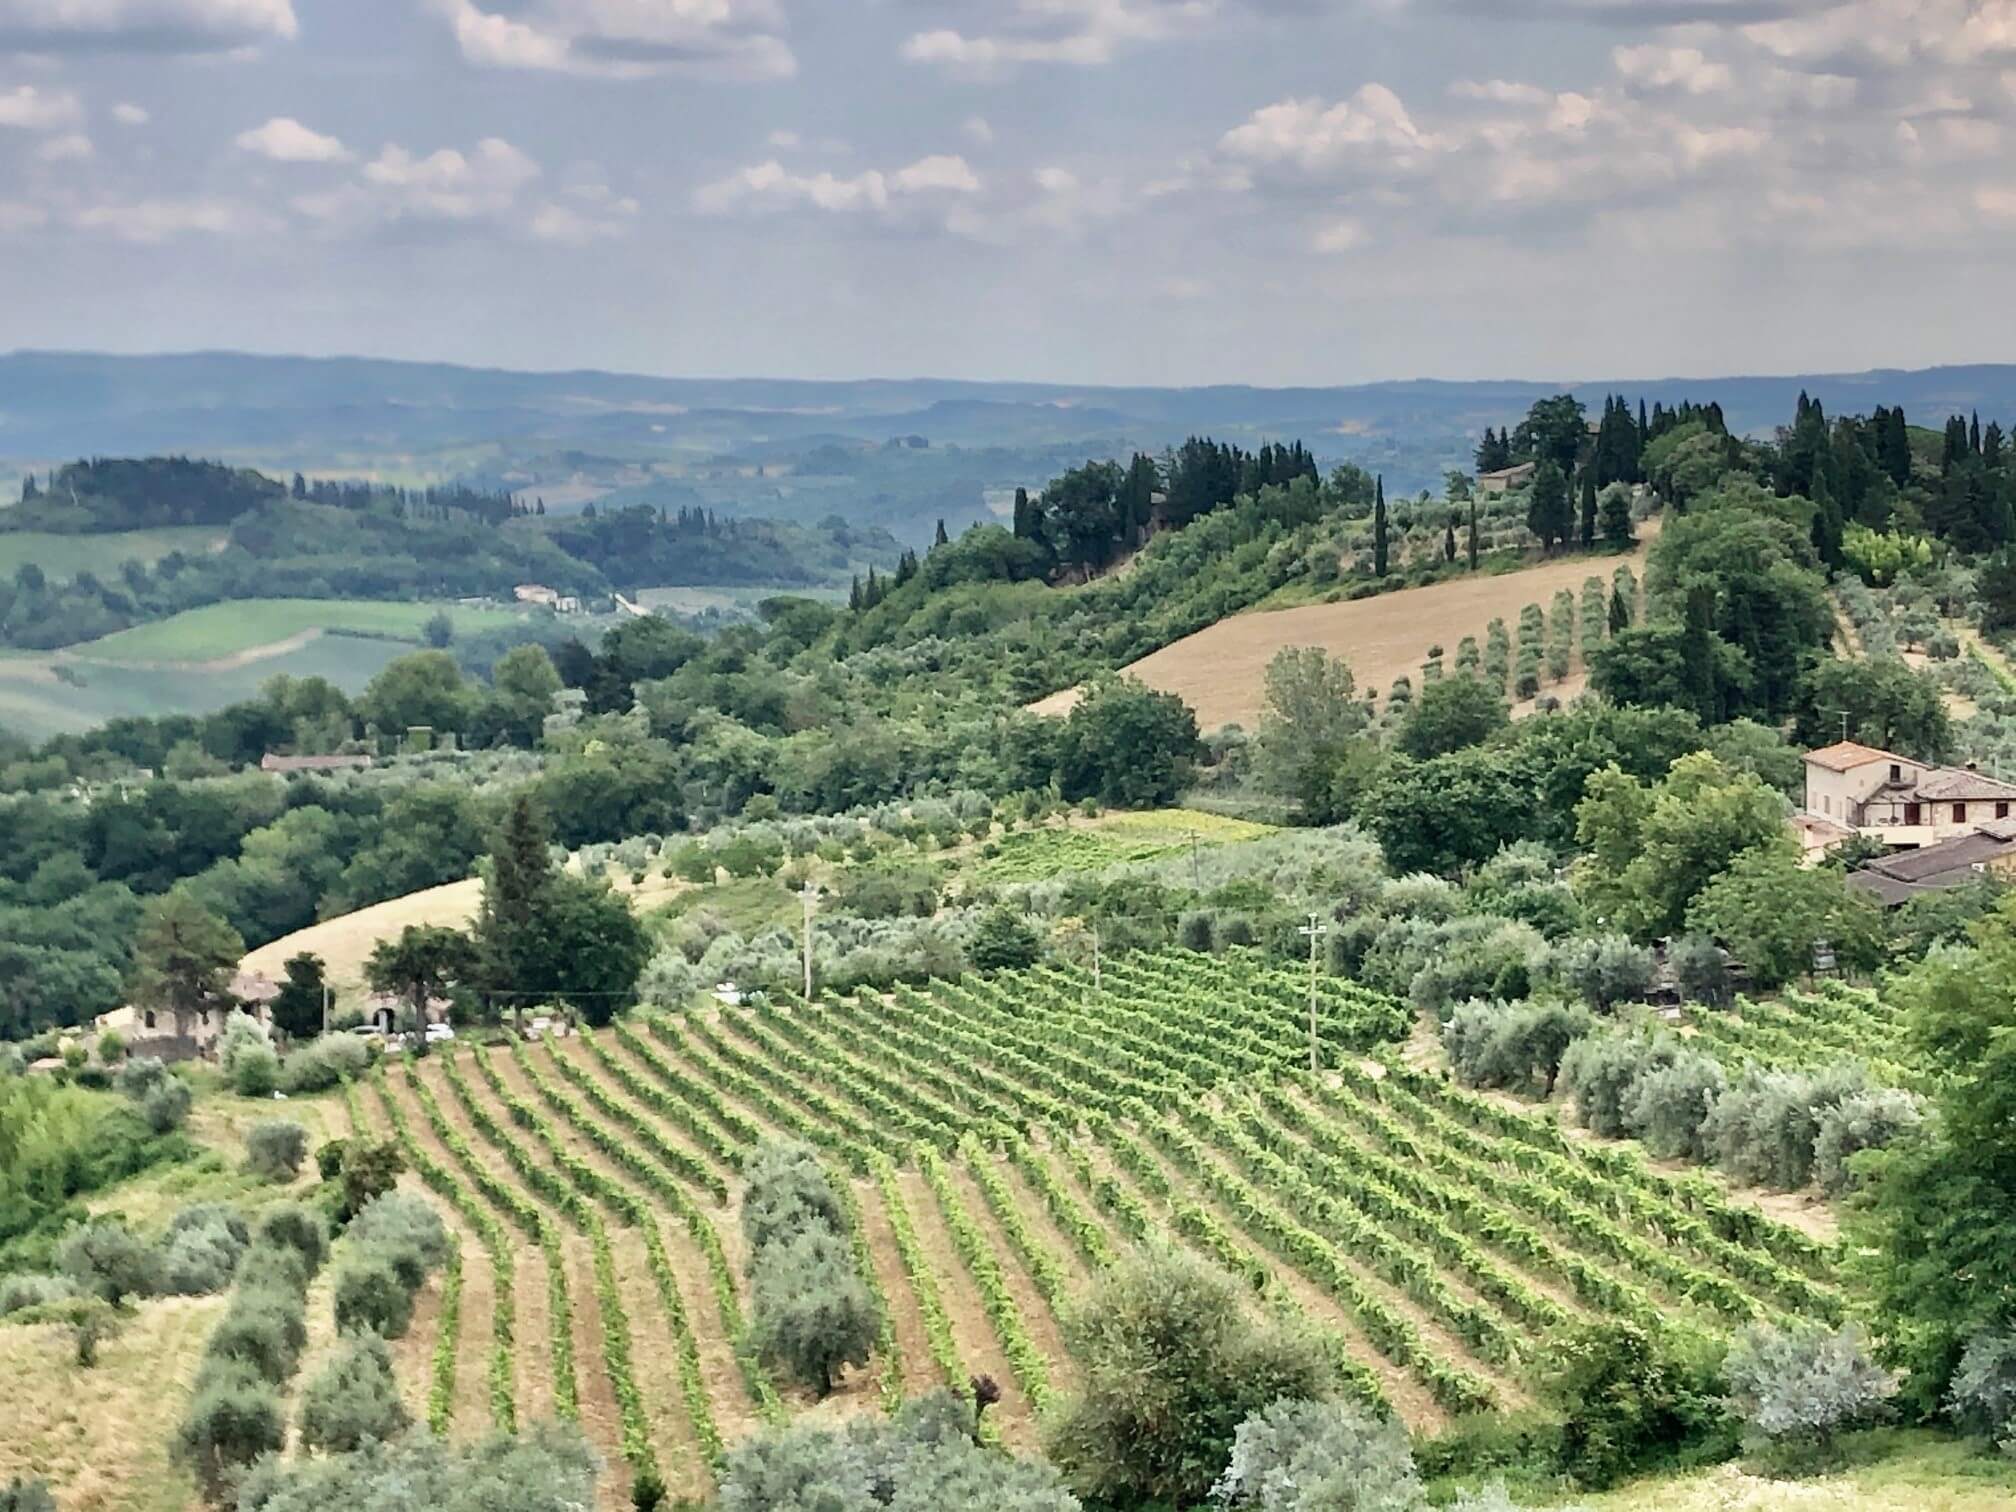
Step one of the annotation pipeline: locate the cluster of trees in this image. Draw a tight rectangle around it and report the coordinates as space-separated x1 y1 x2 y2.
741 1142 879 1397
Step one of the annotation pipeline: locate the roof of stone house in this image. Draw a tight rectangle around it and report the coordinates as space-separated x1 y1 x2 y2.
1478 461 1537 482
1803 740 1918 773
1847 871 1924 907
1911 768 2016 802
1861 827 2016 884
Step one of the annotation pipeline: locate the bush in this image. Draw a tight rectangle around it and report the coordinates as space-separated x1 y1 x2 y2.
741 1141 849 1253
234 1422 599 1511
115 1055 168 1099
1814 1087 1924 1197
1561 1032 1677 1138
333 1253 416 1339
749 1229 879 1397
1949 1328 2016 1456
1622 1051 1726 1161
1178 911 1216 952
56 1219 157 1305
141 1078 195 1134
1549 934 1656 1011
347 1191 452 1287
969 906 1043 972
1211 1398 1421 1510
1043 1245 1333 1508
158 1205 251 1296
1445 999 1594 1098
0 1273 73 1317
281 1035 372 1094
173 1359 287 1498
338 1140 405 1222
254 1203 329 1272
97 1030 126 1064
218 1012 278 1094
245 1121 309 1183
297 1332 410 1453
206 1283 309 1384
1703 1066 1866 1191
0 1045 23 1079
1669 934 1732 1006
1722 1322 1896 1448
1546 1322 1731 1489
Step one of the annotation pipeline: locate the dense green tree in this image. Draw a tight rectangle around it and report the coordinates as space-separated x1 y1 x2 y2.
359 650 469 738
969 907 1043 972
1526 461 1574 551
268 953 327 1041
1057 679 1200 809
1688 846 1884 989
1362 748 1536 875
1394 674 1508 760
1792 656 1953 762
1579 470 1598 550
364 925 478 1021
1372 477 1389 577
1512 393 1588 474
129 892 244 1039
1252 647 1368 813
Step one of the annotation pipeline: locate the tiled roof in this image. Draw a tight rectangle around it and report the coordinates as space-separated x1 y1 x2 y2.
1804 741 1914 773
1912 768 2016 802
1864 829 2016 883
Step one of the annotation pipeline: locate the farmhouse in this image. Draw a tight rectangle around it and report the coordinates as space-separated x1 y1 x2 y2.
1477 462 1537 496
1801 739 2016 848
515 583 583 613
96 970 280 1059
1847 820 2016 907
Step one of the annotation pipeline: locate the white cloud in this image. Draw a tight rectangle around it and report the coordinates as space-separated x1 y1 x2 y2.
529 199 631 243
1975 184 2016 217
695 153 981 217
903 0 1217 76
0 83 82 131
963 115 996 145
767 129 800 149
0 198 45 232
1312 217 1367 253
71 195 277 241
358 137 540 219
1613 43 1733 94
435 0 794 81
1218 86 1438 175
0 0 296 54
234 116 350 163
111 102 149 126
35 131 92 160
1452 79 1552 106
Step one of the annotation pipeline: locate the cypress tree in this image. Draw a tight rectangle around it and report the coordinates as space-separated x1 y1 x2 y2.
1972 412 1983 457
934 518 949 548
1466 499 1479 570
1579 469 1597 550
476 795 559 1005
1599 483 1634 550
1527 461 1573 551
1810 468 1844 567
1444 518 1457 563
1608 586 1630 634
1373 476 1389 577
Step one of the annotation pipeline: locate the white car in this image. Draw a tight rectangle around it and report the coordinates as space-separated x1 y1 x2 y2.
525 1015 554 1042
424 1023 456 1044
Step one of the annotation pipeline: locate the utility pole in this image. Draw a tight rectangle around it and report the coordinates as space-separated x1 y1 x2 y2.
1091 924 1101 994
801 881 818 1001
1188 829 1202 891
1299 912 1329 1073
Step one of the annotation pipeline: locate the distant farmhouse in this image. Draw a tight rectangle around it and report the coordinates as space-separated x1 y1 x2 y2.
1847 822 2016 907
96 970 280 1061
515 583 583 614
1476 462 1537 497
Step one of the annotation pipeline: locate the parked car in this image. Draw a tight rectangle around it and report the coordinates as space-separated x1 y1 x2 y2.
423 1023 456 1044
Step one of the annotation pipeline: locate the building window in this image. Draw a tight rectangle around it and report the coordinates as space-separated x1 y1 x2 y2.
1891 763 1902 781
1955 804 1968 824
1999 803 2010 820
1906 803 1922 825
143 1010 156 1030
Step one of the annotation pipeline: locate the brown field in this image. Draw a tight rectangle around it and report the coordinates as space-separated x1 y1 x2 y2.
1030 530 1656 731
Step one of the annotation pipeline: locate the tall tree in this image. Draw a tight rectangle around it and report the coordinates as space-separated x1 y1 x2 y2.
130 892 244 1039
475 795 559 1007
269 952 328 1041
1527 461 1574 551
365 926 478 1022
1579 470 1598 550
1373 476 1389 577
1466 499 1480 570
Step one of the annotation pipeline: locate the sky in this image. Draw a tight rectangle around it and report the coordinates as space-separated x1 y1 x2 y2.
0 0 2014 387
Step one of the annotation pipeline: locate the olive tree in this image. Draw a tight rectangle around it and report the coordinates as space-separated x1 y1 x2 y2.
749 1230 879 1397
1722 1323 1897 1448
297 1333 409 1453
245 1120 309 1183
1211 1398 1421 1510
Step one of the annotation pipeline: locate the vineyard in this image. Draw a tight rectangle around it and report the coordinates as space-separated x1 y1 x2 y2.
340 948 1850 1508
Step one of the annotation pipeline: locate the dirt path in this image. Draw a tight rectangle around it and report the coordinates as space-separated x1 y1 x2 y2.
948 1162 1080 1395
390 1069 555 1426
605 1227 715 1504
896 1169 1039 1448
852 1176 951 1398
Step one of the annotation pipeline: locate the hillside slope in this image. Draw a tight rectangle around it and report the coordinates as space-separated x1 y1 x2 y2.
1031 530 1656 730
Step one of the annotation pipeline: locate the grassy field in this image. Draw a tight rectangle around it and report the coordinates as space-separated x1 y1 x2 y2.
68 598 530 663
0 527 226 583
1030 531 1656 730
0 633 413 742
631 583 848 614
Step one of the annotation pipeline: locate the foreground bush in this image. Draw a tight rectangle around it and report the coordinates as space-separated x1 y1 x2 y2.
56 1219 157 1305
740 1141 849 1252
1445 1000 1593 1097
1546 1322 1731 1489
1722 1322 1896 1449
1043 1246 1333 1507
1949 1328 2016 1456
253 1204 329 1273
0 1273 74 1317
281 1035 372 1094
237 1422 599 1511
297 1333 409 1453
749 1229 879 1397
1813 1087 1924 1197
333 1254 415 1340
157 1205 251 1296
244 1121 308 1184
346 1192 452 1281
719 1391 1078 1511
205 1281 309 1385
173 1360 286 1499
1211 1398 1421 1510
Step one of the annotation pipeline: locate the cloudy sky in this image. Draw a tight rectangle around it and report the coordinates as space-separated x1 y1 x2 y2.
1 0 2014 385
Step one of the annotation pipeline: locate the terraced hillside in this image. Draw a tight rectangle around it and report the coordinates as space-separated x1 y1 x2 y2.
352 949 1848 1506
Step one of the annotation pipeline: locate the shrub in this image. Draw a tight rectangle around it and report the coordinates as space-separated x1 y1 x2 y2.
1814 1087 1924 1197
334 1254 415 1339
1178 911 1217 952
297 1332 410 1453
338 1140 405 1222
116 1055 168 1098
158 1205 252 1296
235 1422 599 1511
245 1120 309 1183
1548 934 1657 1011
314 1138 348 1183
1446 999 1594 1098
1561 1032 1677 1138
1546 1322 1731 1489
0 1273 73 1317
741 1142 849 1253
282 1035 372 1094
749 1229 879 1397
141 1078 194 1134
1722 1323 1896 1448
1622 1051 1726 1161
254 1203 329 1272
1211 1398 1421 1510
968 906 1042 972
1949 1328 2016 1456
97 1030 126 1064
72 1298 123 1366
206 1283 309 1384
173 1360 287 1499
0 1479 55 1512
56 1219 157 1305
1043 1245 1332 1508
1669 934 1732 1006
219 1013 277 1090
0 1045 23 1079
347 1191 452 1286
